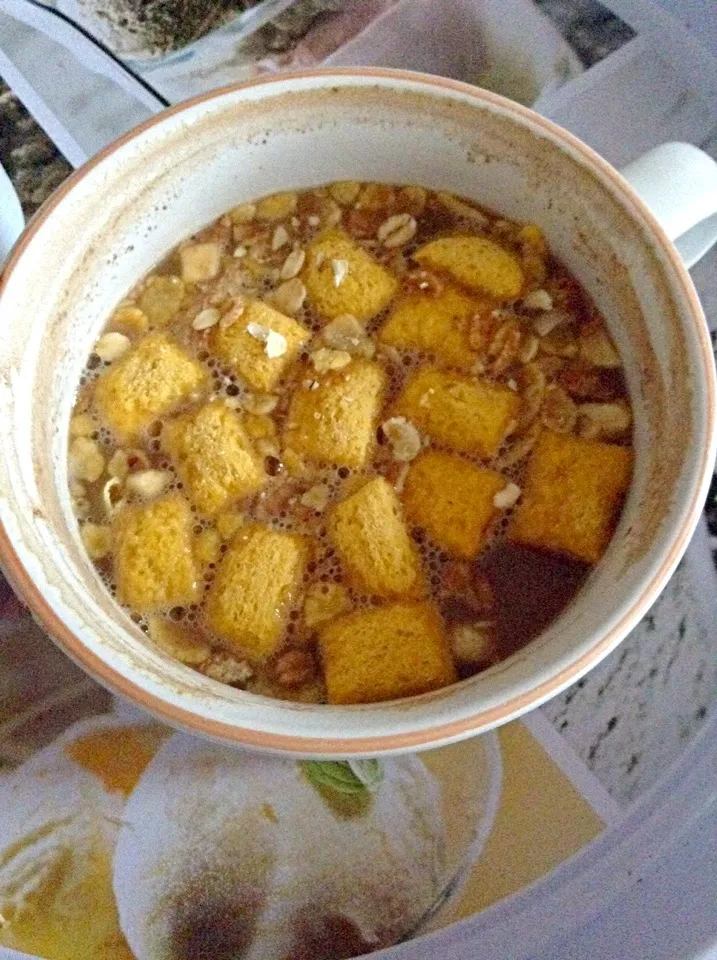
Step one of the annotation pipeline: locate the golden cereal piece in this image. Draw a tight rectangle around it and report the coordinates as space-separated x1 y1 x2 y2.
328 476 423 598
114 494 199 612
206 525 307 659
320 602 456 705
284 358 386 469
403 451 505 558
210 299 309 393
509 429 632 564
137 275 185 326
256 191 298 221
147 616 211 666
162 400 265 515
94 333 207 441
378 285 481 371
415 236 524 300
393 366 520 459
302 229 398 323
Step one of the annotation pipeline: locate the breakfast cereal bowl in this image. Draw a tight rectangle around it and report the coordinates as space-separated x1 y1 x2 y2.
0 70 714 756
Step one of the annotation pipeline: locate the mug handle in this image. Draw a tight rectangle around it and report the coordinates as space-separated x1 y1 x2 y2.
620 142 717 270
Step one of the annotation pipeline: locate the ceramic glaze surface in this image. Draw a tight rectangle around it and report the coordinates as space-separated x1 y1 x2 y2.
0 70 713 755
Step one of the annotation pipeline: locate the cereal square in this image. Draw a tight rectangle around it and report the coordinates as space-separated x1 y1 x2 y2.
509 429 632 564
210 299 309 393
302 229 398 322
378 285 482 371
284 358 386 469
320 602 456 704
393 366 519 458
94 333 207 440
162 400 265 515
206 525 307 659
402 451 505 558
114 494 199 612
328 477 423 598
415 236 524 301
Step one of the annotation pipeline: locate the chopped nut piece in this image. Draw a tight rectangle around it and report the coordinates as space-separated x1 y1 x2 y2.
219 297 245 329
331 258 349 287
522 289 553 311
541 384 578 433
381 416 422 462
300 484 330 512
519 333 540 363
579 326 622 368
274 648 316 689
533 308 571 337
377 212 417 248
233 245 248 258
272 278 307 315
69 437 105 482
486 317 523 375
102 476 125 517
577 402 632 441
308 214 321 227
436 191 489 227
493 482 522 509
517 362 546 433
321 314 375 357
201 651 253 686
280 248 306 280
230 202 257 223
304 582 351 629
242 392 278 415
246 322 288 359
256 191 298 222
70 413 96 438
125 469 171 499
329 180 361 206
94 332 131 363
180 243 222 283
271 224 290 251
310 347 352 373
192 308 221 331
81 522 113 560
107 449 134 480
450 622 496 664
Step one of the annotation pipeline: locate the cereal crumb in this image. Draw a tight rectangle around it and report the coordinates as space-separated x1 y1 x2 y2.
300 484 330 511
246 322 288 358
381 416 422 462
332 258 349 287
522 289 553 311
310 347 352 373
493 482 522 509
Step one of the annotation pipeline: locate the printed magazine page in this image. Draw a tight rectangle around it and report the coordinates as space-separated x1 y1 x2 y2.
0 601 613 960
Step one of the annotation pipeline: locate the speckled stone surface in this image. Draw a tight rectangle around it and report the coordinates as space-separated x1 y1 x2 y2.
1 0 716 805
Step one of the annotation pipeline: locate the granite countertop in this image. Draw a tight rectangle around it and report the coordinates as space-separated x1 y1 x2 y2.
1 0 716 805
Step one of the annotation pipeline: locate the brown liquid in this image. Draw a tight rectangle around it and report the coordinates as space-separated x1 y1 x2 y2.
475 543 589 655
69 181 631 703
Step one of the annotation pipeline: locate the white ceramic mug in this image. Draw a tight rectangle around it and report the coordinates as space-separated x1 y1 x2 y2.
0 70 715 757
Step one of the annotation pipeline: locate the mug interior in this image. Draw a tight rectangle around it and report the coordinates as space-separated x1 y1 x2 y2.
0 72 712 755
